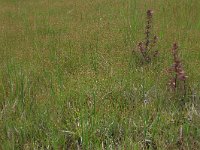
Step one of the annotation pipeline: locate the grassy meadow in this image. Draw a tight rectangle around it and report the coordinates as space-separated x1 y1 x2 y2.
1 0 200 149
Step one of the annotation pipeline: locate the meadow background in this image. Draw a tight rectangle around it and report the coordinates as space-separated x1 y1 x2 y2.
1 0 200 149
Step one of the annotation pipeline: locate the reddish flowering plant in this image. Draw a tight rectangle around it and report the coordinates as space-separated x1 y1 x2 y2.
168 43 187 91
137 10 159 63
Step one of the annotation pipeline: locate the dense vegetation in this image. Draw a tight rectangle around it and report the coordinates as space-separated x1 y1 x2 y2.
1 0 200 149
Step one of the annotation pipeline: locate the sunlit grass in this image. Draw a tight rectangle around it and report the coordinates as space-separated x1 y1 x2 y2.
1 0 200 149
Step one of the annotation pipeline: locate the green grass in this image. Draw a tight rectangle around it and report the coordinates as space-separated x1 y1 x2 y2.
1 0 200 149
